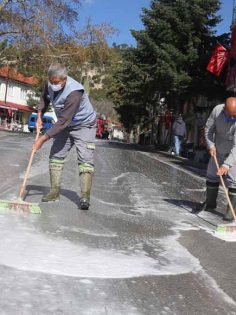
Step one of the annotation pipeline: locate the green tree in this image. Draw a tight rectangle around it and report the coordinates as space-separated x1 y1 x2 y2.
133 0 227 105
108 0 230 130
107 46 150 130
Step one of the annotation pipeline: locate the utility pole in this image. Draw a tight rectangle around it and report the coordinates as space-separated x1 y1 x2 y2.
226 0 236 92
233 0 236 27
4 66 10 103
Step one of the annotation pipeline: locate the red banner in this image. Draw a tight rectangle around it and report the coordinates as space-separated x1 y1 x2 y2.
207 43 229 76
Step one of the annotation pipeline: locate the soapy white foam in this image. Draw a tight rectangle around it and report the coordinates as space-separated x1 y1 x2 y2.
112 173 129 182
81 306 141 315
1 161 235 306
0 214 201 279
59 226 118 238
79 279 94 285
212 230 236 242
122 172 236 245
92 197 122 207
170 222 236 306
197 269 236 307
198 224 236 242
172 221 200 232
185 188 205 192
113 172 169 215
155 234 201 275
214 232 236 242
117 171 236 305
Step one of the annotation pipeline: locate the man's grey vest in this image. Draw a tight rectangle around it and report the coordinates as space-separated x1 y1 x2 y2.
48 76 96 127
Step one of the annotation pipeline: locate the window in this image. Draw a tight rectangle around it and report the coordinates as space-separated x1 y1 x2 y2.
15 111 23 122
8 84 14 96
20 88 27 100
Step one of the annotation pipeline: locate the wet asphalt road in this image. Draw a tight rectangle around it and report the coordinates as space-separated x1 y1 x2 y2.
0 131 236 315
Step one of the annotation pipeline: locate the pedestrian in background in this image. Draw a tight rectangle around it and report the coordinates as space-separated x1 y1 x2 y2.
201 96 236 221
172 113 187 156
33 63 96 210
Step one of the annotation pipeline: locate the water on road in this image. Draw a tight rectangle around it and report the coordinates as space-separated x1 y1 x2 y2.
0 132 236 315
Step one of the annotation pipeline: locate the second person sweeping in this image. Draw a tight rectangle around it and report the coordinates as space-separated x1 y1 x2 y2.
33 63 96 210
200 96 236 221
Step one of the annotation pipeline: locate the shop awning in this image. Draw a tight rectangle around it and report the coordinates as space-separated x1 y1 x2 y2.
0 101 36 113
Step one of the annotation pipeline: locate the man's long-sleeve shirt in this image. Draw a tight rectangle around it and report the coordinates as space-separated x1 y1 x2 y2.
38 83 83 138
205 104 236 168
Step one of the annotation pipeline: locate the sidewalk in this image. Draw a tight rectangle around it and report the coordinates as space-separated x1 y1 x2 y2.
0 126 25 134
156 150 207 170
137 144 208 171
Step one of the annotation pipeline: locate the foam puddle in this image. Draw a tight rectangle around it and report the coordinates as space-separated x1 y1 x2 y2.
0 207 235 308
207 228 236 242
112 171 236 305
213 232 236 242
0 214 201 279
59 225 118 238
171 222 236 307
1 168 235 306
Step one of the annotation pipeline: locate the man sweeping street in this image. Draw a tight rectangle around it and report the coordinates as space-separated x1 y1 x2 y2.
201 96 236 221
33 63 96 210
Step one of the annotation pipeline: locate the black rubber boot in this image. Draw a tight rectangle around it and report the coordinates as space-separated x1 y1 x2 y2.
224 188 236 221
201 181 219 212
79 172 93 210
42 159 64 202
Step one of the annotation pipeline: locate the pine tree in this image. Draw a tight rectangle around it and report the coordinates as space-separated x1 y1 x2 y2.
132 0 226 104
108 0 230 129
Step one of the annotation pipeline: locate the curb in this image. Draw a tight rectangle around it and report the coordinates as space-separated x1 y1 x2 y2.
156 150 207 169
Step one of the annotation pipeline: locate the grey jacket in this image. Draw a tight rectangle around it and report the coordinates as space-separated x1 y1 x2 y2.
172 117 186 137
205 104 236 168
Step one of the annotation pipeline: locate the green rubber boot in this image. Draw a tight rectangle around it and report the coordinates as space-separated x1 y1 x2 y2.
42 159 64 202
79 172 93 210
201 181 219 212
224 188 236 221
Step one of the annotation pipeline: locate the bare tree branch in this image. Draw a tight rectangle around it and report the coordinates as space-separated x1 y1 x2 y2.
0 0 11 12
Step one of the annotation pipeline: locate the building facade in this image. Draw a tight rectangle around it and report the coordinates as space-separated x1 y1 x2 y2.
0 67 38 132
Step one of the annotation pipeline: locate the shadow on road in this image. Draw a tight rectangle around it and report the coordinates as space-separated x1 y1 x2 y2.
163 198 200 213
163 198 224 227
25 184 80 207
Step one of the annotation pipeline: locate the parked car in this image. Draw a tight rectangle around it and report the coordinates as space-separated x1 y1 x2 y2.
28 113 55 133
112 128 124 141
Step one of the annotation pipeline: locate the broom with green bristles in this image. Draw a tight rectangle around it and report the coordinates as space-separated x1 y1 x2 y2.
0 129 41 214
213 155 236 234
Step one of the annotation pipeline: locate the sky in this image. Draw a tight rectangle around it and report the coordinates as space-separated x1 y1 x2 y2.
78 0 232 47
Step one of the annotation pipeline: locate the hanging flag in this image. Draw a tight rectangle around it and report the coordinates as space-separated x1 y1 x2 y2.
206 43 229 76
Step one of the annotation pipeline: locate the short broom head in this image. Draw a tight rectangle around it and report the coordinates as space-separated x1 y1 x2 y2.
0 199 41 214
215 222 236 234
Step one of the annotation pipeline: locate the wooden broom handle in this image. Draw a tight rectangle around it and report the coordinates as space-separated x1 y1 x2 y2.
213 155 236 221
18 129 40 199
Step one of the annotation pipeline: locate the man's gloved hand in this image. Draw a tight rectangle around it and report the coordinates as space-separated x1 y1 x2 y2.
217 165 230 176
